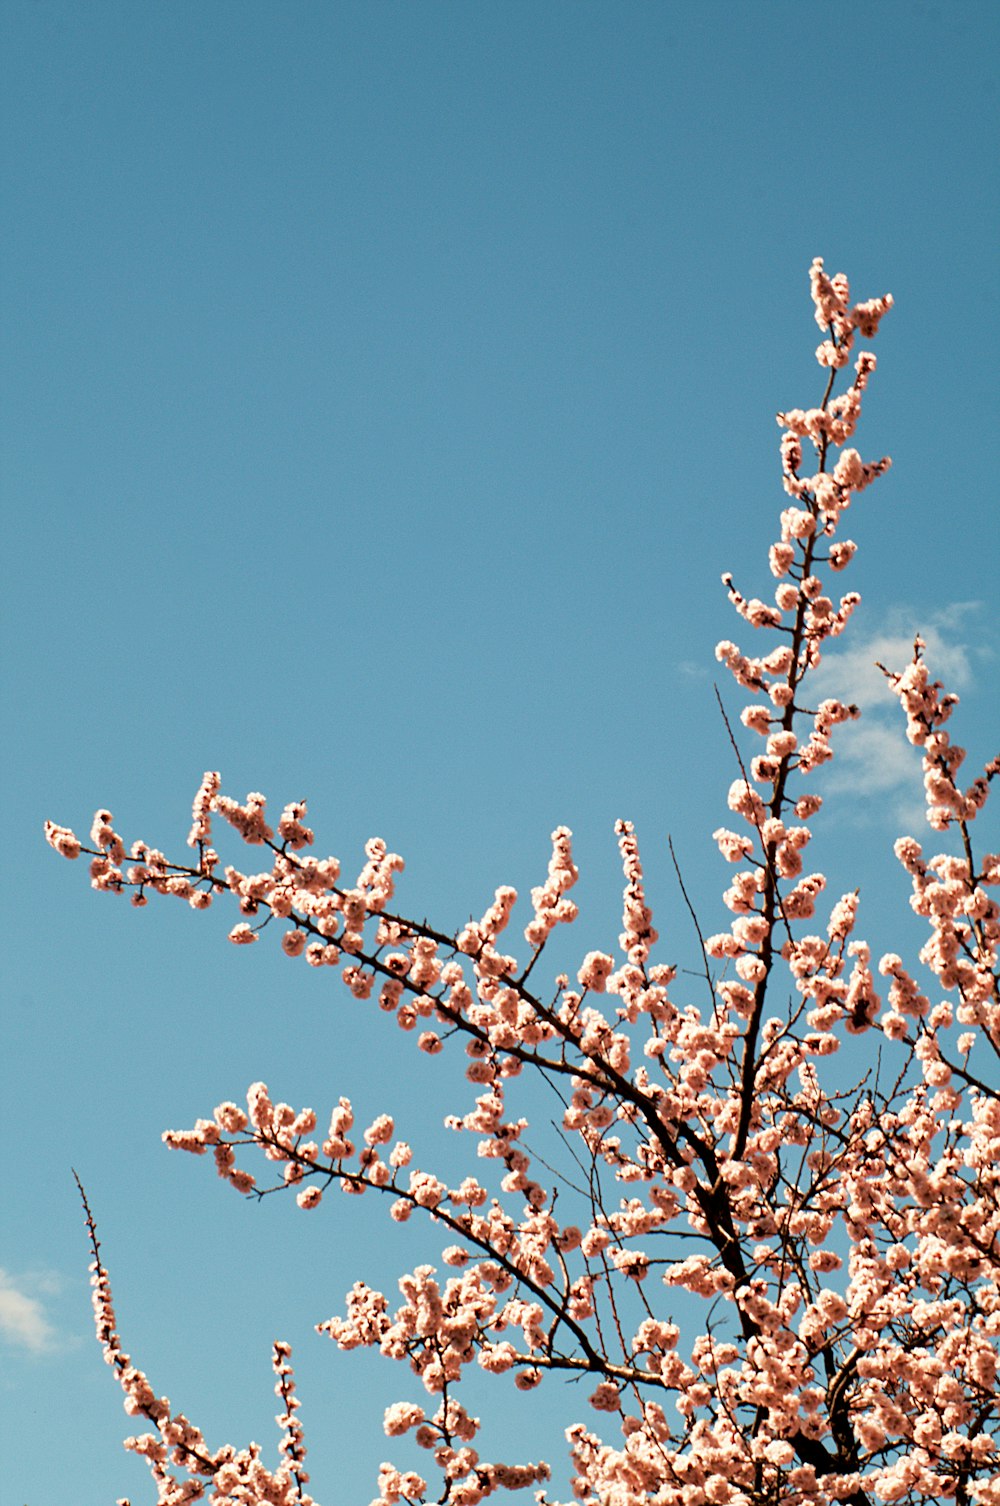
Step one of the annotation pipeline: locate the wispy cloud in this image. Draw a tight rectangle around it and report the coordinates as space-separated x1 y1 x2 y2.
810 602 979 703
0 1268 59 1355
808 603 985 826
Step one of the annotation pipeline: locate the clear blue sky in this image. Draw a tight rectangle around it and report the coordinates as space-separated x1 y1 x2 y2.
3 3 998 1501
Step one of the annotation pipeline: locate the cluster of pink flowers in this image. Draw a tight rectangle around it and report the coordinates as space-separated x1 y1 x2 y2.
76 1177 314 1504
614 820 658 967
54 262 999 1506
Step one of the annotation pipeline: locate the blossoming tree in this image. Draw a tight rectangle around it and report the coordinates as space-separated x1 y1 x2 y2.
48 261 999 1506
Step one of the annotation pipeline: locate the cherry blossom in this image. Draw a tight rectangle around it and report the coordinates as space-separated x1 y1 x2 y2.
52 261 1000 1506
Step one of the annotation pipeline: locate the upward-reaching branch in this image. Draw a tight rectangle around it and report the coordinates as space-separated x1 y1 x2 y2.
50 262 1000 1506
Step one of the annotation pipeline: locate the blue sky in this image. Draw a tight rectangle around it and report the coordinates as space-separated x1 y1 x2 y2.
3 3 998 1501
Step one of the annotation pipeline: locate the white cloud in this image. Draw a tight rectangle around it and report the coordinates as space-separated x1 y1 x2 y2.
805 603 983 829
827 722 920 796
677 658 709 680
0 1269 59 1355
822 723 927 830
809 604 979 707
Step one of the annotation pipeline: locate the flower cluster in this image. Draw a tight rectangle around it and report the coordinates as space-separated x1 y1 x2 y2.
76 1176 314 1505
51 263 1000 1506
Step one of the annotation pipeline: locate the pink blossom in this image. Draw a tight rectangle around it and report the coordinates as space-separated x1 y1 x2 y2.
577 951 615 993
58 266 1000 1506
44 820 82 859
